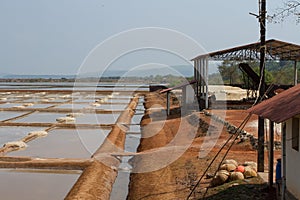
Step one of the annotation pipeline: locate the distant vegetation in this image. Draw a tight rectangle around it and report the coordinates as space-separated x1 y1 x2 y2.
0 74 189 87
209 60 299 86
3 61 297 88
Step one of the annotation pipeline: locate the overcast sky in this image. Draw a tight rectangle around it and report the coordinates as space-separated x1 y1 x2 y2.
0 0 299 75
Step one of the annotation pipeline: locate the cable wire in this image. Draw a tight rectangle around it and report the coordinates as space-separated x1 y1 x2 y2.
186 113 252 199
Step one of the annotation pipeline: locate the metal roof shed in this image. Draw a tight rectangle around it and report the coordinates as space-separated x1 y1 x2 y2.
248 84 300 123
247 84 300 199
192 39 300 109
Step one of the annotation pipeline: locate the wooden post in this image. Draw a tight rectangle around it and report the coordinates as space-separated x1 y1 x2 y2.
269 120 274 188
182 86 187 114
294 61 298 86
258 0 266 173
166 91 170 116
199 58 203 99
205 57 209 109
194 60 199 98
282 123 286 200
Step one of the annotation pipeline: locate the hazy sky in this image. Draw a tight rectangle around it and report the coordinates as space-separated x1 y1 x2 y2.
1 0 300 75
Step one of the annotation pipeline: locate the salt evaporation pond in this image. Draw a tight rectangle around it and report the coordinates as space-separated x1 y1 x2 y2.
0 126 47 146
12 113 68 123
75 113 118 124
0 82 148 199
9 129 110 158
29 104 54 109
0 111 27 121
99 104 127 110
0 103 22 108
54 104 89 109
107 98 130 104
0 169 80 200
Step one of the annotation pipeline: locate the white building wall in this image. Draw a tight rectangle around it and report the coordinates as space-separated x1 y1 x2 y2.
285 118 300 199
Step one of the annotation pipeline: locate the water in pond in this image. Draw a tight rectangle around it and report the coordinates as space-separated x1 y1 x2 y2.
99 104 127 110
54 104 88 109
110 109 143 200
0 126 47 146
0 103 22 108
107 98 130 104
75 113 118 124
0 169 80 200
110 133 141 200
0 111 27 121
12 113 68 123
29 104 55 109
9 129 110 158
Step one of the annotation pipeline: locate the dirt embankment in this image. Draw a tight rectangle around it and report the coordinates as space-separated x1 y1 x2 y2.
127 92 270 200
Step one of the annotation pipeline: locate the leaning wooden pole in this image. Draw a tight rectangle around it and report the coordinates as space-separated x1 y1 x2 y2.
258 0 266 172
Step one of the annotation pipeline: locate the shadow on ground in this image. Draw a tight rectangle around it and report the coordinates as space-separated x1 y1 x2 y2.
197 177 276 200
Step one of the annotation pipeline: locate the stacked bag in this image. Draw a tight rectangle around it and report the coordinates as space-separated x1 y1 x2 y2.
211 159 257 187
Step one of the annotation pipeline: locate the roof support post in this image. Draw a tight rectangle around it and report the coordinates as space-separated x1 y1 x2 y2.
205 57 209 109
258 0 266 173
198 59 201 99
281 123 286 200
294 61 298 86
194 59 198 99
200 58 203 99
269 120 274 188
166 91 170 116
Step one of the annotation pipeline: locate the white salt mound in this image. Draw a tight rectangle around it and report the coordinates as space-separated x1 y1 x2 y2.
3 141 28 149
23 103 34 107
28 131 48 137
12 105 26 109
66 113 83 117
56 117 75 123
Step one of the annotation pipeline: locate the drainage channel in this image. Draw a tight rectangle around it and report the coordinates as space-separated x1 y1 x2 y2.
110 96 144 200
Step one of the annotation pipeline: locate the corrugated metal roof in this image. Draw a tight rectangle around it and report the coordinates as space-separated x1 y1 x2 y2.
247 84 300 123
192 39 300 61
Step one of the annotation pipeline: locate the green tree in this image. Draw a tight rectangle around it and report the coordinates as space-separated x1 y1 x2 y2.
218 60 242 84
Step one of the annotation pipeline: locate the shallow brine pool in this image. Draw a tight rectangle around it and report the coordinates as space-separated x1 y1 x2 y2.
9 128 110 158
0 126 47 146
0 169 80 200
